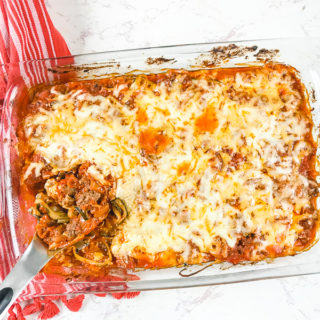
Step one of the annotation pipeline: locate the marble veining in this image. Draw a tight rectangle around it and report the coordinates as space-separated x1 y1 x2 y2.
40 1 320 319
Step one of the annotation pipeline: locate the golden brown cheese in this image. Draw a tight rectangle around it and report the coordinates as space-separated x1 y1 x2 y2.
20 64 319 269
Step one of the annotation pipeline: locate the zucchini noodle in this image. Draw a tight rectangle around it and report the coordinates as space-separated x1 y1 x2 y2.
72 241 112 266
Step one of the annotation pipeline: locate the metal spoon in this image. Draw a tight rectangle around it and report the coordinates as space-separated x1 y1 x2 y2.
0 235 58 319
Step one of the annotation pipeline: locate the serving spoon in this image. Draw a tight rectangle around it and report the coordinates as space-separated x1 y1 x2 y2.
0 235 58 319
0 196 127 318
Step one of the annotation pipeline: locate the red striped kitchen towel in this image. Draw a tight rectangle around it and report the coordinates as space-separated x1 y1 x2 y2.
0 0 71 110
0 0 75 318
0 1 139 319
0 0 72 279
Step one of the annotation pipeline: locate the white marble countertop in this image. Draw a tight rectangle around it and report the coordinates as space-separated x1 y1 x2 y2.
42 1 320 319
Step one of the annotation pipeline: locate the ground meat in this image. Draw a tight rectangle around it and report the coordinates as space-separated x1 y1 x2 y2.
230 152 245 170
209 152 224 171
222 147 233 155
225 234 256 264
75 190 101 209
58 184 76 207
181 75 192 91
36 163 115 250
64 217 82 239
308 182 319 197
299 154 316 178
226 197 240 209
45 164 114 214
295 217 316 247
226 86 253 104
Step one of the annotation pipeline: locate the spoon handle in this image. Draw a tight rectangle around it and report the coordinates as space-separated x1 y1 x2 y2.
0 237 50 319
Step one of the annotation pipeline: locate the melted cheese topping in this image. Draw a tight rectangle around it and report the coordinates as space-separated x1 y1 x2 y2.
23 65 318 266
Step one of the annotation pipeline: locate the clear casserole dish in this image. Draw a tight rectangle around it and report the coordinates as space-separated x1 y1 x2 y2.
1 38 320 296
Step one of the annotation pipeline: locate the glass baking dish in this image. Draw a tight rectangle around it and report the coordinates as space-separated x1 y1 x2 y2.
1 38 320 296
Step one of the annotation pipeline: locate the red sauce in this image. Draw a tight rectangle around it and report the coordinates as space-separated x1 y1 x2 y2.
266 244 284 257
139 128 170 154
136 107 148 125
177 162 191 175
195 107 218 133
